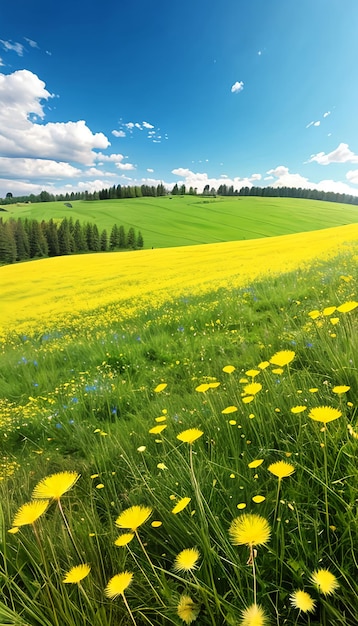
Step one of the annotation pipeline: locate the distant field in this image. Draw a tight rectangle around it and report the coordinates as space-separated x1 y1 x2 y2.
1 195 357 248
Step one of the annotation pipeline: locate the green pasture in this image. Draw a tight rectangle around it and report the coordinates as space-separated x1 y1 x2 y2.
0 244 357 625
1 195 357 248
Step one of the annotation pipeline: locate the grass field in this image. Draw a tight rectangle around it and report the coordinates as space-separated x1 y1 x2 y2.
0 224 357 625
1 195 358 248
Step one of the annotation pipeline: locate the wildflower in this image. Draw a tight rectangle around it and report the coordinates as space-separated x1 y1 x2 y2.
154 383 167 393
308 406 341 424
222 406 238 414
177 428 203 444
240 603 267 625
268 461 295 479
269 350 295 367
243 383 262 396
157 462 168 470
258 361 270 370
246 369 260 378
332 385 350 394
237 503 246 510
290 405 307 413
115 505 152 531
173 548 200 573
149 424 167 434
151 520 162 527
242 396 254 404
248 459 264 469
172 497 191 514
104 572 133 599
290 590 315 613
308 310 320 319
96 483 105 489
63 564 91 584
195 383 210 392
311 568 339 595
229 513 271 547
323 306 336 316
114 533 135 546
223 365 235 373
137 446 146 452
12 500 49 527
177 595 200 624
252 495 265 503
32 471 80 500
155 415 167 422
337 300 358 313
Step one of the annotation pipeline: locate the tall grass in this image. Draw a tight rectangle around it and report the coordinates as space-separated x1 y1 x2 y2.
0 244 357 625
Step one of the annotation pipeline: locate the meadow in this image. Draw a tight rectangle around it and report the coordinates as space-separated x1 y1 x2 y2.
2 195 358 249
0 223 357 625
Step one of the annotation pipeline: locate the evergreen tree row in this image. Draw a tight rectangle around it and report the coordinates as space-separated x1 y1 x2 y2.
0 217 144 265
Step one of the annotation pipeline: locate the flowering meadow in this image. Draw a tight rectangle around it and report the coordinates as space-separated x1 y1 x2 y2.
0 224 357 625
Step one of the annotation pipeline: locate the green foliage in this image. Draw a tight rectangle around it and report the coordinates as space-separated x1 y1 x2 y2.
0 249 357 624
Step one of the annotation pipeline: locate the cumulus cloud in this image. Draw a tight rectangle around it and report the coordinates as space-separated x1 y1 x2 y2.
251 173 262 181
346 169 358 185
143 121 154 129
0 70 109 163
147 168 154 173
313 121 320 127
171 167 255 193
266 164 358 196
0 157 81 179
94 152 135 170
323 111 331 118
112 129 126 137
308 143 358 165
231 80 244 94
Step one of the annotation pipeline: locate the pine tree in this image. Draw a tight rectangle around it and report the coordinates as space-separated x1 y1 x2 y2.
137 231 144 248
57 218 71 255
110 224 119 249
126 227 136 249
100 229 108 251
14 219 30 260
118 225 126 248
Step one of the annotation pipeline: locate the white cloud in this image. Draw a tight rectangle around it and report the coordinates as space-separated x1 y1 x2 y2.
258 50 262 56
94 152 135 170
231 80 244 94
112 129 126 137
0 40 24 56
0 70 109 164
115 161 135 170
24 37 39 49
0 57 4 67
171 167 254 193
306 121 314 128
134 122 142 130
125 122 134 129
266 165 358 196
264 176 274 181
0 157 81 179
323 111 331 118
308 143 358 165
313 121 320 127
251 173 262 181
346 169 358 185
143 121 154 129
147 168 154 173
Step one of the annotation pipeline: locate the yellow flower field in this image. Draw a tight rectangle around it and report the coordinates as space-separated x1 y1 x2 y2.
1 224 357 336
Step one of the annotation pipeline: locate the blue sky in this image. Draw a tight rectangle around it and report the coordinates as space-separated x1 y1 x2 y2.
1 0 358 197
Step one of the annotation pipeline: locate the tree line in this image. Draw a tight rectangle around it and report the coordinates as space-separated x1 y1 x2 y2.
0 217 144 265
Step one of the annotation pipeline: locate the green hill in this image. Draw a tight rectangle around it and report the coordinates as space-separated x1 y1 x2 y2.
2 195 357 248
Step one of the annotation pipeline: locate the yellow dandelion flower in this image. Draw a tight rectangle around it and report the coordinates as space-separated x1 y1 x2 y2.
12 500 49 527
337 300 358 313
155 415 167 422
8 527 19 534
308 310 320 319
241 603 268 626
195 383 210 392
332 385 350 394
309 388 318 393
258 361 270 370
63 564 91 584
330 317 339 325
151 520 162 527
243 383 262 396
223 365 235 374
229 513 271 547
208 382 220 389
157 462 168 470
252 495 265 503
115 505 152 531
237 503 246 510
154 383 167 393
222 406 238 414
96 483 105 489
149 424 167 434
308 406 341 424
323 306 336 316
172 497 191 514
137 446 146 452
177 428 203 444
348 424 358 439
290 590 315 613
114 533 135 546
32 471 80 500
268 461 295 479
242 396 254 404
270 350 295 367
311 568 339 595
271 368 283 375
291 405 307 413
177 595 200 624
104 572 133 599
173 548 200 573
248 459 264 469
245 369 260 378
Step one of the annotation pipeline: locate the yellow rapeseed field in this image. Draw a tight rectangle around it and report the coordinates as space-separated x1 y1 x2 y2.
1 224 357 337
